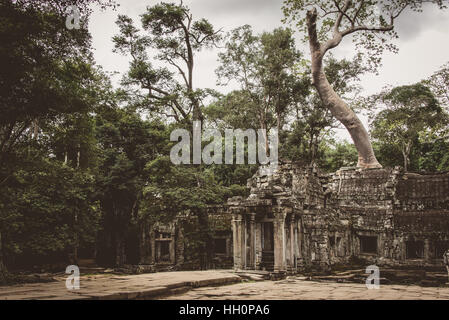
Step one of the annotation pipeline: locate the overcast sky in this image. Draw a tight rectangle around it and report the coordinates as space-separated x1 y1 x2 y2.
88 0 449 140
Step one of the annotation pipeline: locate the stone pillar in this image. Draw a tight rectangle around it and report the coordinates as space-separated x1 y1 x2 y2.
241 215 247 269
169 231 176 264
290 216 296 271
424 239 431 263
139 220 151 264
284 219 291 270
150 229 156 264
232 213 244 270
255 223 262 270
249 213 256 269
297 219 302 261
226 237 232 257
176 223 184 266
273 211 286 273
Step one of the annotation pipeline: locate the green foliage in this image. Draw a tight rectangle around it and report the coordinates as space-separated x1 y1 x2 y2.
370 83 448 171
1 155 99 268
94 103 168 266
0 0 117 273
282 55 366 164
321 140 359 172
425 62 449 110
142 156 247 223
216 25 302 133
113 2 222 122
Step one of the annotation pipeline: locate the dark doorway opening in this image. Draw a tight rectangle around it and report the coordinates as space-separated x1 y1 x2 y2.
406 240 424 259
156 241 171 262
360 236 378 254
214 238 227 255
261 222 274 271
435 241 449 259
262 222 274 251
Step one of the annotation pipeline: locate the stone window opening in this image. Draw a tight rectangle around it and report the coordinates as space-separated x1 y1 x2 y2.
433 241 449 260
329 236 335 247
360 236 378 254
406 240 424 259
214 238 227 255
156 240 171 262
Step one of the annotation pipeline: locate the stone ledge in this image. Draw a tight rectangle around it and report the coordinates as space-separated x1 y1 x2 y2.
0 271 244 300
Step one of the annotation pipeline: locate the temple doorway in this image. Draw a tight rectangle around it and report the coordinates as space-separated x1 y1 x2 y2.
261 222 274 271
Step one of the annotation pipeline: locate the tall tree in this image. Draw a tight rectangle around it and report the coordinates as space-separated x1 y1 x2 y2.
95 101 167 267
283 0 447 168
113 2 222 123
0 0 115 276
370 84 445 171
216 25 302 141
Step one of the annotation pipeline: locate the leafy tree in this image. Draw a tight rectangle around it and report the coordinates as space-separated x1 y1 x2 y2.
0 156 99 271
0 0 115 276
142 155 246 268
417 138 449 172
321 140 359 172
113 2 222 123
95 101 167 266
0 0 116 171
216 25 302 142
425 62 449 110
283 0 447 168
370 84 446 171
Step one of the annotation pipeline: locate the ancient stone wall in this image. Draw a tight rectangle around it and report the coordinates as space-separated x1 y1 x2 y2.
229 164 449 273
138 207 233 271
138 164 449 274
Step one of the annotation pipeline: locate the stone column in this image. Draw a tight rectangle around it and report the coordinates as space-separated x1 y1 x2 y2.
241 215 247 269
176 223 184 266
139 220 151 264
290 216 296 271
273 211 286 273
169 231 176 264
249 213 256 269
255 223 262 270
150 229 156 264
232 213 244 270
424 239 431 263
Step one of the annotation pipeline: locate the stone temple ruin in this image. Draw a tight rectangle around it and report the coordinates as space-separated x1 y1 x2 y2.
139 164 449 275
227 164 449 274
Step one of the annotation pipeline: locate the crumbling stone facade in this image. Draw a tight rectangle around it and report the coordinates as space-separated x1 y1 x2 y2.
138 207 233 271
228 164 449 274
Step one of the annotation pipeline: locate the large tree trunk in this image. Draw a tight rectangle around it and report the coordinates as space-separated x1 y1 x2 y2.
402 141 412 172
402 151 408 172
306 9 381 169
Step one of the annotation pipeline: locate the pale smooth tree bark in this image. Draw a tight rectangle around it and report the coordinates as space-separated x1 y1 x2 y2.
304 3 397 169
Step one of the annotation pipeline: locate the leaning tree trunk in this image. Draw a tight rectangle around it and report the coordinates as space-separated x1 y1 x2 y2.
306 9 381 169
